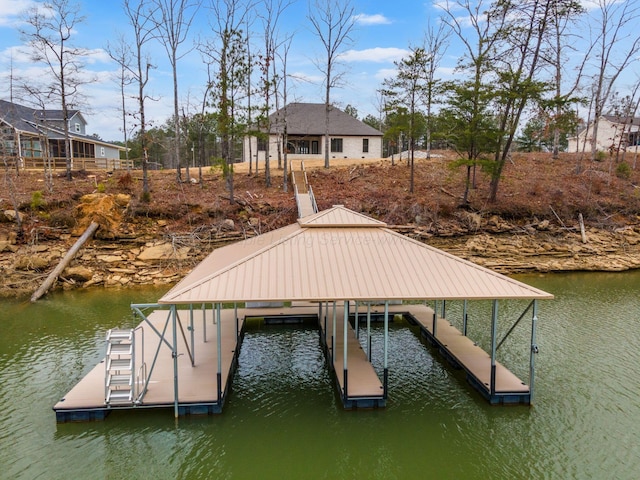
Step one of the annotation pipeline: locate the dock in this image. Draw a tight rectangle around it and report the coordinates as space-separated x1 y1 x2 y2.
54 307 244 422
54 301 532 421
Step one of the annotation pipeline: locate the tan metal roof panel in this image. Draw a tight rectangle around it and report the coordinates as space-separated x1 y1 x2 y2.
159 206 552 304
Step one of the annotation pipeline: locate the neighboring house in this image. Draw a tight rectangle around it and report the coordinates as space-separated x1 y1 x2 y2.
567 115 640 154
243 103 383 164
0 99 128 170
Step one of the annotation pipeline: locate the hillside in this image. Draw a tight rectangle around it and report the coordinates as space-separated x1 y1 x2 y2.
3 151 640 298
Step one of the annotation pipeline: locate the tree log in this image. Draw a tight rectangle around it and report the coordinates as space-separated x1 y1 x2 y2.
578 213 587 244
30 221 99 302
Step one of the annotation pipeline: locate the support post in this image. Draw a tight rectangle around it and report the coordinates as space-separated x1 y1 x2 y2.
442 300 446 319
234 303 239 342
433 300 438 337
332 301 337 362
216 303 222 403
343 301 348 398
367 303 372 362
490 300 498 397
530 300 539 404
171 305 179 418
202 303 207 343
463 299 468 336
189 304 195 366
355 302 359 338
383 301 389 399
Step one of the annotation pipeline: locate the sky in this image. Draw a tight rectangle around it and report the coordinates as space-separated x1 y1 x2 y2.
0 0 639 143
0 0 439 142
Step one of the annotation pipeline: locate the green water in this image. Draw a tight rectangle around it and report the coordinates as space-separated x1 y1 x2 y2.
1 272 640 479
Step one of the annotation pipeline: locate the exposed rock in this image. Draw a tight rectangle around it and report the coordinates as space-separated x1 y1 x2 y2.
137 242 190 262
221 219 235 230
14 255 49 271
3 210 25 223
63 266 94 282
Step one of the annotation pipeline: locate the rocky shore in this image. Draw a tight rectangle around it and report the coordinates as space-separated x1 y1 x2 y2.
3 208 640 300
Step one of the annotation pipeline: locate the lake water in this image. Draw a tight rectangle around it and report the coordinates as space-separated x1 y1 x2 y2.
1 272 640 479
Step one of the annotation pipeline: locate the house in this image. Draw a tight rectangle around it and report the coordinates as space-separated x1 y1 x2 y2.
243 103 383 164
567 115 640 154
0 99 128 170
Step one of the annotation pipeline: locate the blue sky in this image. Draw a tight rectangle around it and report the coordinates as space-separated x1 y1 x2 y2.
1 0 639 142
0 0 440 141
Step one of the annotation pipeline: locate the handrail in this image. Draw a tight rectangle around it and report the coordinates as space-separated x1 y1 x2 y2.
308 186 318 213
134 325 145 402
294 184 302 218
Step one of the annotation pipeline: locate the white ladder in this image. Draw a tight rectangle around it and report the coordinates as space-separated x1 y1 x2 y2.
105 329 134 405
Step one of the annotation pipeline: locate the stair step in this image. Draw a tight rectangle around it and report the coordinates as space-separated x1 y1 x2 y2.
107 329 133 341
107 358 132 371
107 343 132 355
107 389 133 404
107 374 132 387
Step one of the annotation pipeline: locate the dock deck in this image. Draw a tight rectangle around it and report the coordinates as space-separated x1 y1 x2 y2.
383 304 530 405
54 308 244 422
54 303 530 421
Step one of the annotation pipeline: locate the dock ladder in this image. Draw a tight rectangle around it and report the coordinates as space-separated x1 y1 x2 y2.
104 328 135 405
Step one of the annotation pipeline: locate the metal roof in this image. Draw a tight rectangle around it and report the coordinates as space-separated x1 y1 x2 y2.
159 206 553 304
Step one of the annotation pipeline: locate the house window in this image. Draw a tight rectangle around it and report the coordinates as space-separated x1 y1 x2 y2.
257 137 267 151
330 138 343 153
363 138 369 153
312 141 319 154
75 123 80 133
100 147 105 157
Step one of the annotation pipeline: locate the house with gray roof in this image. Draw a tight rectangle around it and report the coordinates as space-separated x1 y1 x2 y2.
243 103 383 164
567 114 640 154
0 99 127 170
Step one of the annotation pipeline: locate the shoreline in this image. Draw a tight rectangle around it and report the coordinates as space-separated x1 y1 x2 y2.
3 223 640 300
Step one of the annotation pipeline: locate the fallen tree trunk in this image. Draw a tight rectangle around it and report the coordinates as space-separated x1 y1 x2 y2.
30 221 99 303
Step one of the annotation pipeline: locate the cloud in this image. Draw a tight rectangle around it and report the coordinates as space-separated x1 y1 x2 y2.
0 0 37 26
353 13 391 26
340 47 409 63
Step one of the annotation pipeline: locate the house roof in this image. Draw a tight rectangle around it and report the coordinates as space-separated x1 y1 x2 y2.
0 99 122 148
268 103 383 137
159 205 553 305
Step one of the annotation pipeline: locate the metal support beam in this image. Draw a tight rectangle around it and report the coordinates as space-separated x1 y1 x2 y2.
367 303 372 362
383 301 389 399
332 301 337 362
433 300 438 337
490 300 498 397
216 303 222 404
343 301 349 398
202 303 207 343
355 302 359 338
189 304 195 365
463 299 468 336
497 301 534 352
171 305 179 418
530 300 539 404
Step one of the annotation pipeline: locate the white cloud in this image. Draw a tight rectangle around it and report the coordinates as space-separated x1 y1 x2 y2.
339 47 409 63
0 0 37 26
353 13 391 26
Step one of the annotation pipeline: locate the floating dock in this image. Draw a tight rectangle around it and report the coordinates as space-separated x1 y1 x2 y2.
54 301 532 422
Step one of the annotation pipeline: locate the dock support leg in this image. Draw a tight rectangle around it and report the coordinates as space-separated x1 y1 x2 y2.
383 301 389 399
332 302 336 362
367 303 371 362
355 302 359 338
343 301 349 399
490 300 498 397
463 300 468 336
530 300 538 404
171 305 179 418
216 303 222 404
189 304 195 366
433 301 438 338
202 303 207 343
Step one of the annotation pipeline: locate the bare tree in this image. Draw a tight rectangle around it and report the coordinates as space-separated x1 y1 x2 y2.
308 0 356 168
422 21 449 160
20 0 93 181
106 35 135 170
150 0 201 182
123 0 158 200
585 0 640 163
